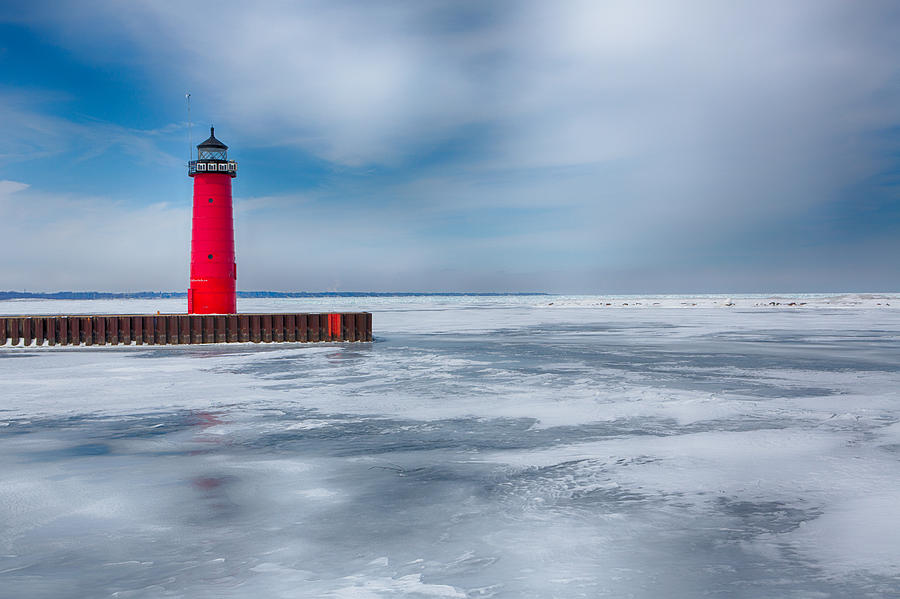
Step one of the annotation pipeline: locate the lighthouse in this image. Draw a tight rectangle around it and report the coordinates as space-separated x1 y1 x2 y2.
0 123 373 347
187 127 238 314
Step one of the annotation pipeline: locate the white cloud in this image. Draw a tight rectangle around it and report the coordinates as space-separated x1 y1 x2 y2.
2 1 899 291
0 180 30 195
0 181 445 292
0 181 191 291
33 2 896 186
0 89 183 168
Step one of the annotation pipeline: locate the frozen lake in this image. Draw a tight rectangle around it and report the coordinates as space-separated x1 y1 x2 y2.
2 295 900 597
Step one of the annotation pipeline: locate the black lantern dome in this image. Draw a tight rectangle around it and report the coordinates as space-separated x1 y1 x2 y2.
189 126 237 177
197 126 228 160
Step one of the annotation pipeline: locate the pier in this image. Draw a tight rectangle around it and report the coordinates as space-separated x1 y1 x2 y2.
0 312 372 347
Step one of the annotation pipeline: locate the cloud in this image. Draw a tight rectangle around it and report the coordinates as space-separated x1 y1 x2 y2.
1 1 899 291
0 180 191 291
30 2 898 184
0 180 29 195
0 89 182 168
0 180 453 292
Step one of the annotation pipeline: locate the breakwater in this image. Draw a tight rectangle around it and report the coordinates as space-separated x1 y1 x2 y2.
0 313 372 346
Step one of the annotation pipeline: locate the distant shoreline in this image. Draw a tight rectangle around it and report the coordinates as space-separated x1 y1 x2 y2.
0 291 550 300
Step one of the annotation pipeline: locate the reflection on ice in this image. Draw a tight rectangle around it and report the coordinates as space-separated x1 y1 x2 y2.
1 296 900 597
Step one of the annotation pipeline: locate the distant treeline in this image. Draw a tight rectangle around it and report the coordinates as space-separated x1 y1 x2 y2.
0 291 186 300
1 291 547 300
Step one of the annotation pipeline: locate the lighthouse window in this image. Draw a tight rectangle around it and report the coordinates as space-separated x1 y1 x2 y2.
197 163 206 171
218 164 227 172
208 198 213 203
199 149 226 161
208 254 213 260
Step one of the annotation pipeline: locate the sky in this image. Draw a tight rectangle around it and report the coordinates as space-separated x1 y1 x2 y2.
0 0 898 293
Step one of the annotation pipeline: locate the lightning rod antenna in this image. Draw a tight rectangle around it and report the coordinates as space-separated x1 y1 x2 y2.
186 93 192 164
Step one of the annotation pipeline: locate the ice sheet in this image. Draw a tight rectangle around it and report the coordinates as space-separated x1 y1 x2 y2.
1 295 899 597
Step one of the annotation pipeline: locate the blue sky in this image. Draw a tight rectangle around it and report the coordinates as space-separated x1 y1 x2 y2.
1 1 898 293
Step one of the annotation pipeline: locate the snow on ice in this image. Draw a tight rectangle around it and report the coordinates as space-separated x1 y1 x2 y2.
1 295 899 597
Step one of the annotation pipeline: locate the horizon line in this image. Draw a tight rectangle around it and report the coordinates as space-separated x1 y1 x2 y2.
2 290 898 300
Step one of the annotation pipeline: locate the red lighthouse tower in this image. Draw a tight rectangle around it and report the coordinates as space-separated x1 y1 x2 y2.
188 127 238 314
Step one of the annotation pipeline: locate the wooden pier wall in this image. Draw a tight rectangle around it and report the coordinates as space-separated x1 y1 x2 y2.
0 313 372 347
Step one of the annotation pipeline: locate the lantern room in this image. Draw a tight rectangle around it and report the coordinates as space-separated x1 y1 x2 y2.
189 126 238 177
